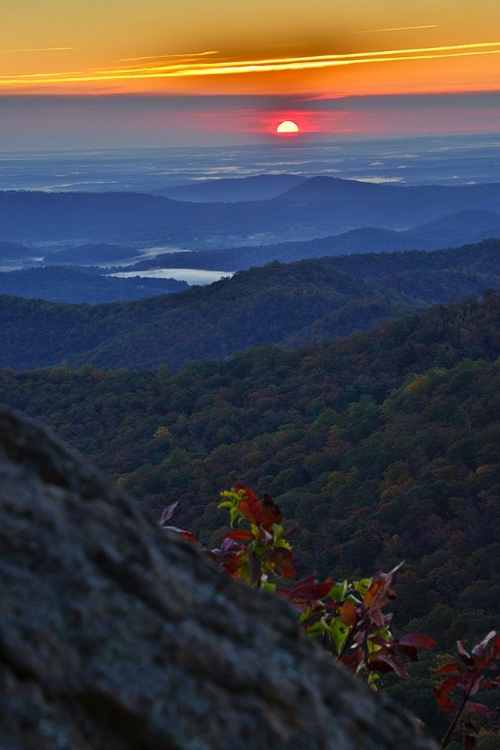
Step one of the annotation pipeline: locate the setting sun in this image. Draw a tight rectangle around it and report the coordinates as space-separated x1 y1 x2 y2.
276 120 300 134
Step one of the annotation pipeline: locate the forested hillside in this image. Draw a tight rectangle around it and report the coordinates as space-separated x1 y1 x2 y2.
2 290 500 738
3 239 500 371
0 262 415 370
1 291 499 644
0 266 188 303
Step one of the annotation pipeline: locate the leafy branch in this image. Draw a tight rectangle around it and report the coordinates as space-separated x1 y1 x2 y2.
161 483 434 686
159 484 500 745
435 631 500 749
278 564 436 687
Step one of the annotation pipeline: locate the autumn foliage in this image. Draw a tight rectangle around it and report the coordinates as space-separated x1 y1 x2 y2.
160 483 500 748
434 631 500 748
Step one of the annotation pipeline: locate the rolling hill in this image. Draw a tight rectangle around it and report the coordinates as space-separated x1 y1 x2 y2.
0 266 188 304
2 238 500 371
155 173 306 202
0 261 413 370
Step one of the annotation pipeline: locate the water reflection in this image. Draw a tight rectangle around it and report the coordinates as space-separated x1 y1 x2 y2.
110 268 233 285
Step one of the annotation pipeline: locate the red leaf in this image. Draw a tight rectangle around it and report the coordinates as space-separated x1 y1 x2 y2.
226 529 254 541
434 687 456 711
262 547 297 579
222 552 245 576
176 529 196 543
399 634 437 650
439 675 462 694
466 701 493 715
483 678 500 688
369 654 411 680
362 566 400 613
262 493 283 525
235 485 283 528
279 575 334 602
437 662 461 675
339 599 358 626
235 485 262 525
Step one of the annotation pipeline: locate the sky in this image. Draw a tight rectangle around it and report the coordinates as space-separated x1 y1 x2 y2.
1 0 500 148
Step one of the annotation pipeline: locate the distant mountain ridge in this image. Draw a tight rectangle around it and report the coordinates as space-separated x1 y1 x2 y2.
155 173 306 202
44 243 139 264
2 178 500 244
2 208 498 278
274 177 500 230
0 241 40 260
122 209 500 273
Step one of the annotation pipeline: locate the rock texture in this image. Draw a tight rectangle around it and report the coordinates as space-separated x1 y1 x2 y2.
0 407 437 750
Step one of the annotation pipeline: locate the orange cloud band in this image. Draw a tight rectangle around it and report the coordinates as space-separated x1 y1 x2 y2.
1 40 500 88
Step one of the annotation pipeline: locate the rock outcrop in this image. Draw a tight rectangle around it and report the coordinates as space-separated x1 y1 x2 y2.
0 408 437 749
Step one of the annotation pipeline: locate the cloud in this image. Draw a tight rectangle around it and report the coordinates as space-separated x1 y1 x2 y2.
355 25 440 34
2 40 500 88
118 51 219 63
0 47 76 53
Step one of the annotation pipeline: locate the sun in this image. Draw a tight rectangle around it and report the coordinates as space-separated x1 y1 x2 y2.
276 120 300 135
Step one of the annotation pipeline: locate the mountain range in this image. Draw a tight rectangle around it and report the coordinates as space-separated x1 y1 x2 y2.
2 238 500 371
122 209 500 274
154 173 306 202
2 177 500 246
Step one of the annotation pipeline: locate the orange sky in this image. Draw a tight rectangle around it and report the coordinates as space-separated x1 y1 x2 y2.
2 0 500 97
1 0 499 146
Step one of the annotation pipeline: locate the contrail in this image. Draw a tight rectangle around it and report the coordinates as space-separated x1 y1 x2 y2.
1 40 500 86
0 47 75 53
118 50 219 63
356 25 440 34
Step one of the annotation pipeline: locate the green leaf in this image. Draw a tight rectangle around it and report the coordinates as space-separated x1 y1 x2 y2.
261 581 277 594
329 618 350 655
328 581 348 601
305 620 329 638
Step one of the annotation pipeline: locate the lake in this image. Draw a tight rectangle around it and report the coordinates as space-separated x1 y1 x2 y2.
111 268 233 285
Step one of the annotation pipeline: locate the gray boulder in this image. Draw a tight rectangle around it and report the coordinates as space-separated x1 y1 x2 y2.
0 408 437 749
